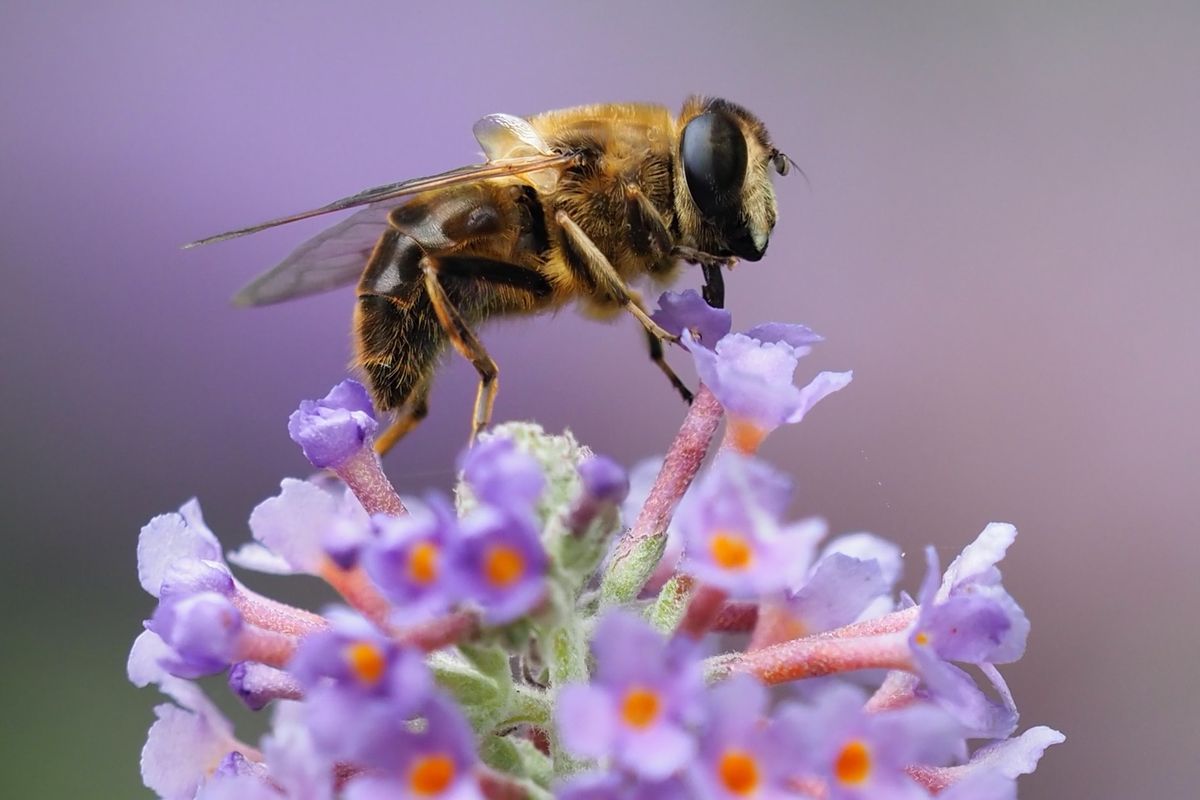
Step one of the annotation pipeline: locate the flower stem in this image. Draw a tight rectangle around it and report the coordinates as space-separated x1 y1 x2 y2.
600 385 723 606
232 585 329 637
235 625 299 668
707 631 912 685
394 609 479 651
675 583 728 640
334 446 407 517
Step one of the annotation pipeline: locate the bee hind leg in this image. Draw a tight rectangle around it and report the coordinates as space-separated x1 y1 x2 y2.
420 257 499 445
373 388 430 456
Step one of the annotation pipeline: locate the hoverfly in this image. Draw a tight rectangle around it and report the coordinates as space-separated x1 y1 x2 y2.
187 96 797 453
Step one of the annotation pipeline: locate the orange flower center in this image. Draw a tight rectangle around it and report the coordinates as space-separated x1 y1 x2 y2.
914 630 931 647
620 686 661 729
408 753 456 796
710 530 754 571
835 739 871 785
344 641 386 685
407 541 440 584
718 749 761 795
484 544 525 587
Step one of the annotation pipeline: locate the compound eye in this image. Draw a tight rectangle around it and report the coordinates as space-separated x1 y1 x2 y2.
681 111 748 218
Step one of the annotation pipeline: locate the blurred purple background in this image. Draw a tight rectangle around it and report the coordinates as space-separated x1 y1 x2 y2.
2 2 1196 796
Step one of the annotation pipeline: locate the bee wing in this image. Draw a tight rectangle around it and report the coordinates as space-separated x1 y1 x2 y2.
231 201 395 306
184 152 577 249
473 113 552 159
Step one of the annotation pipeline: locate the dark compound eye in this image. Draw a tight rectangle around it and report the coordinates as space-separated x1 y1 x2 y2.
681 111 748 219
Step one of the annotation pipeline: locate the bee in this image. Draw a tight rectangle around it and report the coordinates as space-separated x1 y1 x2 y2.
187 96 797 454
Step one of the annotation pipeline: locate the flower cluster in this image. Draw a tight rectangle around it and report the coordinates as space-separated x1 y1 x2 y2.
130 291 1062 799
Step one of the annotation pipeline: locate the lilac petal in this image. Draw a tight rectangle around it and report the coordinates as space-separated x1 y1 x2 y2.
621 722 695 779
194 775 280 800
652 289 732 348
226 542 297 575
822 532 903 588
703 674 769 739
924 595 1013 663
556 684 618 758
938 523 1017 600
578 455 630 504
159 559 235 598
872 703 966 767
459 435 545 509
128 630 176 688
966 726 1065 779
744 321 824 348
248 479 340 574
939 772 1018 800
262 700 336 800
141 702 236 800
785 370 853 424
790 553 887 633
591 612 670 686
137 505 223 597
288 380 378 469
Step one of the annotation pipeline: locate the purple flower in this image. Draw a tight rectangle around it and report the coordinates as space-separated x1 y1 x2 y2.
147 592 243 678
137 499 223 598
136 669 242 800
784 550 890 636
362 494 461 622
244 479 369 576
677 454 824 597
578 455 630 505
936 523 1029 663
289 610 435 770
558 773 692 800
228 662 303 711
690 676 801 799
686 328 851 449
652 289 733 348
454 505 548 625
459 434 545 511
556 612 704 780
288 379 378 469
908 543 1026 737
778 684 964 800
342 696 482 800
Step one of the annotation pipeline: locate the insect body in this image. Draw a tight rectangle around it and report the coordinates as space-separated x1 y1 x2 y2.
188 96 795 453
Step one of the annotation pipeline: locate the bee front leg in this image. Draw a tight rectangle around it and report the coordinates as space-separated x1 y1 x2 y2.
647 329 694 405
420 257 499 444
374 387 430 456
555 211 679 343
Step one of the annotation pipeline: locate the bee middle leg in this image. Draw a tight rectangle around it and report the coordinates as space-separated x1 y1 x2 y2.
419 256 499 444
374 386 430 456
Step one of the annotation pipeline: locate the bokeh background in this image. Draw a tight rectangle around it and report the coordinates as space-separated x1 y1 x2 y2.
2 1 1196 797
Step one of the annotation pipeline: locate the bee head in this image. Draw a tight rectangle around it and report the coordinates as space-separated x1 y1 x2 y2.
678 97 786 262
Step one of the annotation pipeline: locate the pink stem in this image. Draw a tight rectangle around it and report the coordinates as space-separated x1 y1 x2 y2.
477 766 533 799
606 385 723 593
712 600 758 632
320 561 393 626
711 631 913 685
334 446 407 517
235 625 300 668
394 609 479 651
676 584 728 640
232 585 329 637
865 669 920 712
817 606 919 639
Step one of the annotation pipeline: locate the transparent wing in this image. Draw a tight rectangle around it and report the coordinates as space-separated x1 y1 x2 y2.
184 152 576 248
232 200 396 306
473 113 552 160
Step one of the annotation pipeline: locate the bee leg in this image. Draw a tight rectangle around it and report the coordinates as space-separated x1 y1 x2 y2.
373 387 430 456
647 329 694 405
419 257 499 443
555 210 679 343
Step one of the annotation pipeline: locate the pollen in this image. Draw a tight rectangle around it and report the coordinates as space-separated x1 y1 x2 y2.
727 418 768 454
835 739 871 785
484 544 525 587
718 749 761 795
344 641 387 685
408 752 456 796
407 541 440 584
620 686 661 729
914 630 931 646
710 530 754 571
